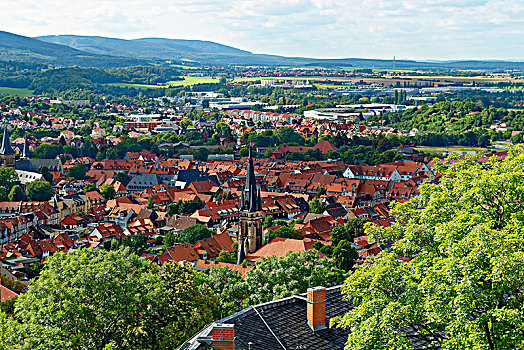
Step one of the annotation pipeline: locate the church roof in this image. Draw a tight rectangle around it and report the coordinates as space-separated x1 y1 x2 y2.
0 126 14 155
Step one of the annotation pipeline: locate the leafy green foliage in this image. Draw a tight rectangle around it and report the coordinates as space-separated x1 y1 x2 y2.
8 185 25 201
271 226 303 240
337 147 524 350
242 250 346 306
330 218 369 246
113 172 132 186
67 163 88 180
308 197 326 214
179 224 213 245
84 183 97 192
0 166 17 192
111 234 150 256
200 250 347 316
167 199 204 216
100 184 116 199
8 248 218 349
26 181 53 201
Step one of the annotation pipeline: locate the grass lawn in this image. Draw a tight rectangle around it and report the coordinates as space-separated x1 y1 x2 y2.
167 76 219 87
0 87 34 97
106 76 219 90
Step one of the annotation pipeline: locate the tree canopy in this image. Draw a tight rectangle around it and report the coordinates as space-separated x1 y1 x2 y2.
179 224 213 245
2 248 218 350
337 148 524 350
26 181 53 201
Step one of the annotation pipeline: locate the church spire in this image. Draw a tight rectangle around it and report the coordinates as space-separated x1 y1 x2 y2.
237 238 246 265
0 125 14 155
243 145 259 212
22 134 31 159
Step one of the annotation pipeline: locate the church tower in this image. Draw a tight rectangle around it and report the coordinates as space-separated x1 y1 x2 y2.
0 126 15 167
238 147 263 261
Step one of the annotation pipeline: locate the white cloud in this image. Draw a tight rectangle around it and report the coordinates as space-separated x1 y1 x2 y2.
0 0 523 60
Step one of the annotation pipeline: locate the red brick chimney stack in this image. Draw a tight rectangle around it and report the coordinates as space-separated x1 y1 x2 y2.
307 286 327 331
212 323 235 350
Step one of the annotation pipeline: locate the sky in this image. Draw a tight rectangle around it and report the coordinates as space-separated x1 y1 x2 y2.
2 0 524 60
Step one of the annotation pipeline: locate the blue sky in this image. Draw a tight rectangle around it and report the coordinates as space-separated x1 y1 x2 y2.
2 0 524 60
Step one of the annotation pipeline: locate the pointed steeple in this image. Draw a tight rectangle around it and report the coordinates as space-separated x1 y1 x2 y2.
22 134 31 159
0 125 14 155
257 185 262 211
237 238 246 265
243 145 259 212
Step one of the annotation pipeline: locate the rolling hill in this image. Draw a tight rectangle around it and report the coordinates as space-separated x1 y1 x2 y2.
0 31 149 68
36 35 524 70
0 30 523 70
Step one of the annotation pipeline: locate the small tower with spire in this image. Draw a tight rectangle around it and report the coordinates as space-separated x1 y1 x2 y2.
21 134 31 159
0 125 15 167
238 147 264 258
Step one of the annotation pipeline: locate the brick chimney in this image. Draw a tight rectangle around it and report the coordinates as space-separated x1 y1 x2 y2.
307 286 327 331
212 323 235 350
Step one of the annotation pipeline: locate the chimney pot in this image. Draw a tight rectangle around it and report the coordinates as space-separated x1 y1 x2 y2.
307 286 327 331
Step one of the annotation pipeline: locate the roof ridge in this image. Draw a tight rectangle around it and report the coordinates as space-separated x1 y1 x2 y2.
253 306 287 350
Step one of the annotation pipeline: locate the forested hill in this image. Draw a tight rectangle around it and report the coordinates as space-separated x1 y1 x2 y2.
0 31 149 68
37 35 252 59
1 30 523 69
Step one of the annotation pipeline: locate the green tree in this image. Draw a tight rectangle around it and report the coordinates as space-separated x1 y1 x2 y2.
147 195 155 209
263 215 274 229
100 184 116 200
84 183 97 192
202 266 248 315
243 250 346 306
10 248 218 350
39 166 53 183
114 172 132 186
0 186 7 201
163 232 177 248
308 197 326 214
331 240 358 271
179 224 213 245
216 250 236 264
26 181 53 202
331 218 370 246
272 226 303 240
67 163 88 180
0 166 17 191
8 185 25 201
337 148 524 350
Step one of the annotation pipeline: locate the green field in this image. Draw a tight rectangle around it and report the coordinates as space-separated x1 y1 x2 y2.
0 87 34 97
167 76 219 86
106 83 165 89
106 76 219 90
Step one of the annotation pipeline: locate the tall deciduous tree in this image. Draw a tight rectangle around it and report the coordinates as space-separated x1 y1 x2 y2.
179 224 213 245
67 163 88 180
8 185 25 201
0 166 17 191
7 248 218 349
100 184 116 200
26 181 53 201
337 148 524 350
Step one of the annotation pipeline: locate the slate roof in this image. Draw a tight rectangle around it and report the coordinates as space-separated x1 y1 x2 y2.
178 285 351 350
16 158 63 172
